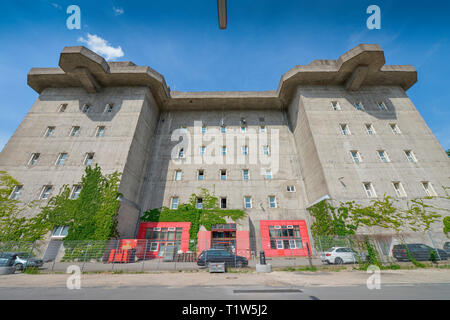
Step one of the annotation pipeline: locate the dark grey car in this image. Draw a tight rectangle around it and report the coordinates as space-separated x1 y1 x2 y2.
392 244 448 261
197 249 248 268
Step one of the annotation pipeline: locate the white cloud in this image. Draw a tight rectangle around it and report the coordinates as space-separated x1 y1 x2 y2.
78 34 124 61
113 6 124 16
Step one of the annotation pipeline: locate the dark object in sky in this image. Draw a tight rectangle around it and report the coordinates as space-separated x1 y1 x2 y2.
217 0 227 29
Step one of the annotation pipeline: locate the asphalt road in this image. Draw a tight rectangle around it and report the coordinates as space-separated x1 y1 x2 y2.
0 283 449 300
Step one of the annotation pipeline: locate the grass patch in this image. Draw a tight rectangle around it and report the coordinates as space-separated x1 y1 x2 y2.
281 266 317 272
22 267 40 274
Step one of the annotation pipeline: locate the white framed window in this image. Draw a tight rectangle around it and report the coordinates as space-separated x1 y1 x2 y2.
390 123 401 134
149 242 159 252
366 124 375 135
175 170 182 181
45 126 55 137
265 170 272 180
96 126 105 137
196 198 203 209
287 185 296 192
56 153 67 166
340 124 351 136
197 170 205 181
181 126 187 133
220 169 227 181
220 197 227 209
70 126 80 137
242 146 249 155
71 185 82 199
354 101 365 110
422 182 437 197
404 150 417 163
105 103 114 113
84 153 94 166
260 125 266 133
263 145 270 155
269 196 277 208
28 153 40 166
221 146 227 156
378 150 390 163
52 226 69 238
59 104 68 113
244 196 252 209
331 101 341 111
40 185 53 200
289 240 297 249
363 182 377 198
241 126 247 133
10 185 23 200
202 126 207 134
377 101 388 111
351 151 361 163
221 126 226 134
200 146 206 156
171 197 179 210
392 182 407 198
82 104 91 113
178 148 185 159
243 169 250 181
276 240 284 249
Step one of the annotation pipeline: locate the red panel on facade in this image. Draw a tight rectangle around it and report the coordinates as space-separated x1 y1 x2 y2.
197 231 211 257
236 231 251 259
259 220 311 257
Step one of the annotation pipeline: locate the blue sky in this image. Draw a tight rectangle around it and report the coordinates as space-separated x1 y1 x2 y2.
0 0 449 151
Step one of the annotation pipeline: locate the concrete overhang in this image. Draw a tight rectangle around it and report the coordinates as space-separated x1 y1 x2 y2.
27 44 417 111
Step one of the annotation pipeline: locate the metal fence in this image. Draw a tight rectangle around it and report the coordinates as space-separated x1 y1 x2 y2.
1 231 448 273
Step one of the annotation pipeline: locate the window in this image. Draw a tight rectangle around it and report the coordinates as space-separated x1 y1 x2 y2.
175 170 182 181
71 185 82 199
202 126 207 134
269 196 277 208
422 182 437 197
82 104 91 113
243 169 250 181
45 127 55 137
260 125 266 133
378 150 390 163
198 170 204 181
263 145 270 155
196 198 203 209
200 146 206 156
70 126 80 137
241 126 247 133
40 186 53 200
351 151 361 163
405 150 417 163
221 146 227 156
221 126 226 134
269 225 302 250
52 226 69 238
363 182 377 198
390 123 401 134
105 104 114 113
181 126 187 133
144 227 184 253
178 148 185 159
354 101 365 110
56 153 67 166
340 124 351 136
28 153 40 166
331 101 341 111
220 198 227 209
10 186 23 200
392 182 406 198
366 124 375 135
287 186 296 192
171 197 179 210
377 101 388 111
84 153 94 166
220 170 227 181
244 196 252 209
265 170 272 180
96 126 105 137
242 146 248 155
59 104 68 112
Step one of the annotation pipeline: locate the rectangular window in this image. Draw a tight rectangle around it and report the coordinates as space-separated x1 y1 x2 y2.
363 182 377 198
269 196 277 208
263 145 270 155
70 126 80 137
200 146 206 156
198 170 204 181
366 124 375 135
243 169 249 181
405 150 417 163
59 104 68 113
40 186 53 200
45 126 55 137
221 126 226 134
84 153 94 166
10 185 23 200
422 182 437 197
241 126 247 133
265 170 272 180
196 198 203 209
244 196 252 209
175 170 182 181
377 101 388 111
56 153 67 166
378 150 389 163
28 153 40 166
220 198 227 209
392 182 406 198
260 125 266 133
269 225 302 250
340 124 350 135
287 185 296 192
220 169 227 181
331 101 341 111
178 148 185 159
354 101 365 110
96 126 105 137
221 146 227 156
82 104 91 113
351 151 361 163
71 185 82 199
171 197 179 210
52 226 69 238
242 146 248 155
390 124 401 134
202 126 207 134
105 104 114 113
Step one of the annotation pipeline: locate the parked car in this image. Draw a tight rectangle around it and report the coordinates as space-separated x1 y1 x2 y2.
392 244 448 262
321 247 368 265
0 253 18 267
197 249 248 268
444 242 450 256
13 252 44 271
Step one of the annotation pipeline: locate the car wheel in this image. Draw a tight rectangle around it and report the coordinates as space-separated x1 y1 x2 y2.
335 257 343 265
15 263 23 271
